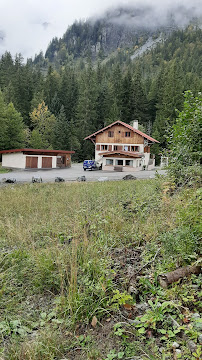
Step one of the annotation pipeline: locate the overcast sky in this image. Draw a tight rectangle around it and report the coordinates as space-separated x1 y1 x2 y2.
0 0 201 59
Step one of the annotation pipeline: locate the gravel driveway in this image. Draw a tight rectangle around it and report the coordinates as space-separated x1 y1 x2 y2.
0 163 166 184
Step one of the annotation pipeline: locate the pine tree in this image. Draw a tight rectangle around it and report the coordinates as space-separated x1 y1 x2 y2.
153 60 184 148
54 106 70 150
75 63 98 160
5 103 26 149
0 91 8 150
44 66 60 108
120 70 134 123
30 101 56 149
132 67 150 126
58 66 78 120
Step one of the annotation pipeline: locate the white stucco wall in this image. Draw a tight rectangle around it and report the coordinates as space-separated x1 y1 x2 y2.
95 143 144 162
2 153 58 169
2 152 25 168
102 157 143 171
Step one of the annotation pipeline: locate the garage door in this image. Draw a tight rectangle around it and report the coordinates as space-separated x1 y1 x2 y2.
26 156 38 168
42 157 52 168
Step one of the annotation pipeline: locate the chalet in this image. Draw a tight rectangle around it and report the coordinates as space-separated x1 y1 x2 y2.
0 149 75 170
84 120 159 171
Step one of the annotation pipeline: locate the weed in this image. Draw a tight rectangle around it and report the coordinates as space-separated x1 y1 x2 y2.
0 179 201 359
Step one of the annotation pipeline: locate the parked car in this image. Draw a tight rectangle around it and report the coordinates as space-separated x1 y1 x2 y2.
83 160 102 171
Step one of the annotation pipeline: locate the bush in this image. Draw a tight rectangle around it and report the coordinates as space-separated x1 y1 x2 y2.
159 227 199 265
167 91 202 186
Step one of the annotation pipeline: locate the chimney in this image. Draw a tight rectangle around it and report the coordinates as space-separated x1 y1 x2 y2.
132 120 138 130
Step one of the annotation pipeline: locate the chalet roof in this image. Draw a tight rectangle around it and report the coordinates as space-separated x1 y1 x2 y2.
0 149 75 155
84 120 159 143
98 150 143 158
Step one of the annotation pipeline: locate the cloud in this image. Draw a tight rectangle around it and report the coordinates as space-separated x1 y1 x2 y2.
0 0 201 59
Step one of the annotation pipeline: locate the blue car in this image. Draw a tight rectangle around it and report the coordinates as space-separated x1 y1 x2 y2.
83 160 102 171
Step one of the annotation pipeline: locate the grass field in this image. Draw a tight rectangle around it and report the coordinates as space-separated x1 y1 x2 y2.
0 163 10 174
0 178 201 359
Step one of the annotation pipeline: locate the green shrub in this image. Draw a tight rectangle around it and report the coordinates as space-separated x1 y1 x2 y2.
159 226 199 264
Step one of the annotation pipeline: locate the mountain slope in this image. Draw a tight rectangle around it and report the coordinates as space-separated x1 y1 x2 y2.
44 4 201 64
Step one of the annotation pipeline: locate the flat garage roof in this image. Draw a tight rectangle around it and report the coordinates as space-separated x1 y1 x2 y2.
0 149 75 156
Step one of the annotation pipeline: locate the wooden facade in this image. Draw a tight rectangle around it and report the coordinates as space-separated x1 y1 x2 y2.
96 124 144 144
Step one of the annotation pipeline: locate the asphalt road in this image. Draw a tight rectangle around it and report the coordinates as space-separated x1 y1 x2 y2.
0 163 166 184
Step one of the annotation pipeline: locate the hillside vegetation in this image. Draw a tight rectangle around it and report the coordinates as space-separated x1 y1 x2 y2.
0 25 202 162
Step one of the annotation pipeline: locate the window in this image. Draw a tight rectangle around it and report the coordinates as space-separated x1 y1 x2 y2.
125 160 133 166
116 159 123 166
108 131 114 137
114 145 118 151
124 146 128 151
101 145 108 150
106 159 113 165
131 146 139 152
125 132 131 137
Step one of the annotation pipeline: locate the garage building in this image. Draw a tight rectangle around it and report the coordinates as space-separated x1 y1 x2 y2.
0 149 75 169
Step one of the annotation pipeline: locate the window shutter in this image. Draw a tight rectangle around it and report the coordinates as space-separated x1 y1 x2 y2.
96 145 100 151
108 145 112 151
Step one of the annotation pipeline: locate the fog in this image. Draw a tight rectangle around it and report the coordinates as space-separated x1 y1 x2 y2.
0 0 201 59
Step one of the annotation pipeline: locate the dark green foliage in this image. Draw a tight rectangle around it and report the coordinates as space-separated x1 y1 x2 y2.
54 106 70 150
5 103 26 149
167 91 202 185
0 91 26 150
0 25 201 161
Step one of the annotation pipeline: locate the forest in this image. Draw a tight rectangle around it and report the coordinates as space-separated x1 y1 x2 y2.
0 25 201 162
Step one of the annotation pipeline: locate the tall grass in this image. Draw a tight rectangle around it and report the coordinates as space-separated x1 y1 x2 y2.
0 179 201 359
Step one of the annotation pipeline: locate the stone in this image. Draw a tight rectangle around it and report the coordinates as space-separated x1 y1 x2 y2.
123 174 137 180
77 176 86 182
187 340 197 353
32 176 42 183
128 285 138 295
55 177 65 182
136 302 149 312
4 178 16 183
172 342 180 348
191 313 200 320
198 334 202 344
175 349 182 355
127 265 135 277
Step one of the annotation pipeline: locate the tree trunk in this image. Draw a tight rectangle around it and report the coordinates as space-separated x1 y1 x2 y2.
158 265 201 288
